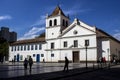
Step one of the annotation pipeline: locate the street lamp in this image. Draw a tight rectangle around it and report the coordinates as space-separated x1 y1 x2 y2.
85 40 89 69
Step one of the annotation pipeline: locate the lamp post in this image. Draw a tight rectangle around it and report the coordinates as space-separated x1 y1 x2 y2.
107 48 109 62
51 50 52 62
85 40 89 69
107 48 110 68
85 46 88 68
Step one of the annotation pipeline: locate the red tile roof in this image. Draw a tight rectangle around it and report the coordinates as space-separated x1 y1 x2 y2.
49 6 68 18
10 37 45 45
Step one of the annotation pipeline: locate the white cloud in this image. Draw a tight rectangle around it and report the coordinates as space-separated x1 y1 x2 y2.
24 27 44 36
0 15 12 21
64 8 91 16
18 15 46 40
113 29 120 40
31 15 46 27
113 32 120 41
18 27 45 40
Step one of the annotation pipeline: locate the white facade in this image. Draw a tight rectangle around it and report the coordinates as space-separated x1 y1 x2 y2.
9 6 120 62
9 39 46 62
45 17 97 62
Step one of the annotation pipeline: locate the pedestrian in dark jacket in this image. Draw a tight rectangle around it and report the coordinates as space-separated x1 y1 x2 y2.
24 58 28 70
63 57 69 72
29 56 33 71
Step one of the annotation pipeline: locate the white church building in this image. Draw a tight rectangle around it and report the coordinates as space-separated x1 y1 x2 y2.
9 6 120 63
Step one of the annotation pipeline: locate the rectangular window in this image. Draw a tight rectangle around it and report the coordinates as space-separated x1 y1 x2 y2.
15 46 16 51
51 43 54 49
35 44 37 50
41 54 44 57
11 46 13 51
64 41 67 47
28 45 30 50
51 54 54 57
74 40 78 47
17 46 19 51
33 54 35 57
85 40 89 46
39 44 42 50
31 45 34 50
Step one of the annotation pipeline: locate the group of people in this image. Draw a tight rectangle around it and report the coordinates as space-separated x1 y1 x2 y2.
24 56 33 71
98 57 106 63
23 56 69 72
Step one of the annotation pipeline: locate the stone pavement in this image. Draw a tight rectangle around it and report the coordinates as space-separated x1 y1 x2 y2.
0 62 115 80
58 64 120 80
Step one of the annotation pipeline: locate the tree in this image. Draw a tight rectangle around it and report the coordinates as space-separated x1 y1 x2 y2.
35 32 45 38
0 38 9 62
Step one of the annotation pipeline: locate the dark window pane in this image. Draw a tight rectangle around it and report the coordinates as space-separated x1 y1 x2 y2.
74 40 78 47
85 40 89 46
31 45 34 50
39 44 42 50
11 46 13 51
51 54 54 57
64 41 67 47
49 20 52 26
54 19 57 26
33 54 35 57
51 43 54 49
28 45 30 50
35 45 37 50
17 46 19 51
41 54 44 57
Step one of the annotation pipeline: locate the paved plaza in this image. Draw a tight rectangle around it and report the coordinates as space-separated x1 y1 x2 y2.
0 62 94 79
0 62 120 80
58 64 120 80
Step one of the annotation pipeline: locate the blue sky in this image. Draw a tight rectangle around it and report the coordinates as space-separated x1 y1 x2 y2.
0 0 120 40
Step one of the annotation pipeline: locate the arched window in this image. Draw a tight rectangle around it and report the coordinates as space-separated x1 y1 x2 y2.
62 19 65 26
49 20 52 26
54 19 57 26
66 21 68 27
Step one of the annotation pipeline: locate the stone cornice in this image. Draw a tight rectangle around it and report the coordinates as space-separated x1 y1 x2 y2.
45 47 97 51
46 34 96 41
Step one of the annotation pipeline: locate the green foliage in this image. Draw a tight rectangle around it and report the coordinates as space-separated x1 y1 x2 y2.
0 38 9 57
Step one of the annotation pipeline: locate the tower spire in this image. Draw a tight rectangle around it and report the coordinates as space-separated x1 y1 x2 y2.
48 5 68 18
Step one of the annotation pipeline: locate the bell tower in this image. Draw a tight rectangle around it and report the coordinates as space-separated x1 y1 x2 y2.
46 6 70 40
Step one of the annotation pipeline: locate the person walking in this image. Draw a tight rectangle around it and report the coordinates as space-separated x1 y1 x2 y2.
24 58 28 70
28 56 33 72
63 57 69 72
